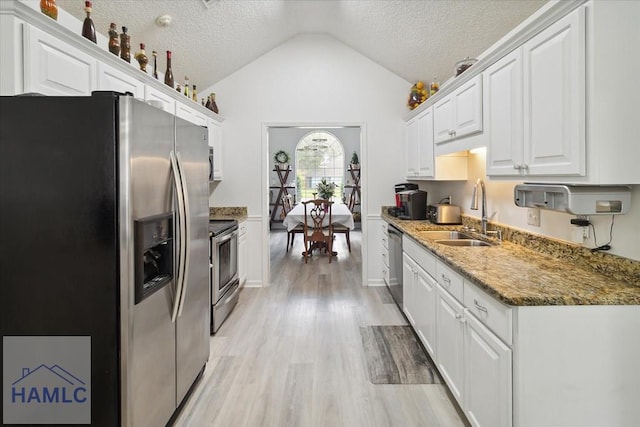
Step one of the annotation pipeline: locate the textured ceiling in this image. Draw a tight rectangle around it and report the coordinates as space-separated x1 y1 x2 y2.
57 0 547 90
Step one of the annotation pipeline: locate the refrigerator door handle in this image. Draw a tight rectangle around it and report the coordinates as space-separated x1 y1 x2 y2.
176 152 191 317
170 150 187 323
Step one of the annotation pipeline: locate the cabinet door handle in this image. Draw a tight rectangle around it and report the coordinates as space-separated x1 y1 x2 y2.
513 164 522 170
455 313 462 319
473 299 488 313
522 164 529 170
441 274 451 285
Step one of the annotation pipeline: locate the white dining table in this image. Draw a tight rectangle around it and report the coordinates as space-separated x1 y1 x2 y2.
282 202 355 232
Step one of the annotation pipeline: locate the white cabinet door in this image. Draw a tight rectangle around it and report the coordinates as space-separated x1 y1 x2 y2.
464 311 512 427
144 85 175 114
523 7 585 176
23 25 96 96
208 119 223 181
405 117 419 177
416 108 435 177
414 267 437 357
485 49 524 176
436 285 465 405
453 74 483 139
238 220 247 285
433 95 455 144
176 102 207 127
97 62 144 98
402 253 416 326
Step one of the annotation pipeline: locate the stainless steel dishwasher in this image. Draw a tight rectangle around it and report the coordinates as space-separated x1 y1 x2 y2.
386 224 403 310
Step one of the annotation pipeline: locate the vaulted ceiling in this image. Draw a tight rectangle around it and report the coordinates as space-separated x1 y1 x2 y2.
57 0 547 91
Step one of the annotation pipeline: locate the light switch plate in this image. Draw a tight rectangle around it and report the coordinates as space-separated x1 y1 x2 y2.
527 207 540 227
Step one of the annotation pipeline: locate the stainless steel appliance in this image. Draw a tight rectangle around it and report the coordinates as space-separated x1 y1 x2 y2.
209 146 215 183
0 92 210 426
397 190 428 220
387 224 404 309
427 204 462 224
209 220 240 333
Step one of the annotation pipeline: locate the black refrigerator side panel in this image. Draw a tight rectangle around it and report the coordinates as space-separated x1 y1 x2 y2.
0 97 120 426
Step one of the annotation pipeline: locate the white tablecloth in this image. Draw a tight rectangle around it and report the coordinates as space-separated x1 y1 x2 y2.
282 203 355 232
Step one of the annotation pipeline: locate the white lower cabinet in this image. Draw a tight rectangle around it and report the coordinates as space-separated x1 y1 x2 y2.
413 267 437 357
402 253 416 326
464 308 512 427
435 284 465 405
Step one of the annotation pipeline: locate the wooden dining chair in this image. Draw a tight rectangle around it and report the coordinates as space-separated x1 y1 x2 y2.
332 223 351 252
282 195 303 252
302 199 334 263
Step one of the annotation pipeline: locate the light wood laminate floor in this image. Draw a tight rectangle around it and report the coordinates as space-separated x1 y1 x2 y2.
173 230 467 426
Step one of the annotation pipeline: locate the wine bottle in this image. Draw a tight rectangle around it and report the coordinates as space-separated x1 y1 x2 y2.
164 51 174 88
81 1 96 43
120 27 130 63
192 85 198 102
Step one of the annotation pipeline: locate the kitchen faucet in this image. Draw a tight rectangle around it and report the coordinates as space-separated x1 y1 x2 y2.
470 178 488 235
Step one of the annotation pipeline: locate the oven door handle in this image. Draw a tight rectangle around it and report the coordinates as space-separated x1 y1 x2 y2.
215 229 237 244
170 150 187 323
176 151 191 317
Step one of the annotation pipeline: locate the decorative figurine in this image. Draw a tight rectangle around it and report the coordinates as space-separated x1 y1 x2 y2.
135 43 148 73
108 23 120 56
40 0 58 20
120 26 130 63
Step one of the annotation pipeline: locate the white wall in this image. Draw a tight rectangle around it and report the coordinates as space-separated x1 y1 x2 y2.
417 149 640 261
204 33 409 285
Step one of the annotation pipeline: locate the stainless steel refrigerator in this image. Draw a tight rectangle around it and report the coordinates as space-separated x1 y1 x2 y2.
0 92 210 426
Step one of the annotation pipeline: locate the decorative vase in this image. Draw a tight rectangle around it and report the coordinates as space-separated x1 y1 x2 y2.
40 0 58 20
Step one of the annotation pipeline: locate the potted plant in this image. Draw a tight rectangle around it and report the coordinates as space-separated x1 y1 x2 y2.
316 178 337 200
274 150 290 169
350 151 360 169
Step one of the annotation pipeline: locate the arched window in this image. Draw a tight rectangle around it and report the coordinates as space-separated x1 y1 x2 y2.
295 131 344 202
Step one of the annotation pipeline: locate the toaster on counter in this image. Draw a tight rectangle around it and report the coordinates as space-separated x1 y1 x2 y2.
427 204 462 225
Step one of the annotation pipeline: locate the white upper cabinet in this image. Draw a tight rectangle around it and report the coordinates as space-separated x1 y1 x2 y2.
406 107 467 181
23 25 96 96
405 108 434 178
486 6 585 178
176 102 208 127
97 62 144 98
434 74 483 145
522 7 585 176
485 49 524 176
208 118 223 181
144 85 176 114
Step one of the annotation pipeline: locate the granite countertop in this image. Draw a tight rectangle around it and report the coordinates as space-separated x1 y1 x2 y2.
382 211 640 306
209 207 247 221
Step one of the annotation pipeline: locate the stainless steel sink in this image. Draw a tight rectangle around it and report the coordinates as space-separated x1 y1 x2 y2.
436 239 492 247
419 231 473 240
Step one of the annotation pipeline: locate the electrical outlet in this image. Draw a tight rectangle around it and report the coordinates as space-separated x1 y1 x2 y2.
527 207 540 227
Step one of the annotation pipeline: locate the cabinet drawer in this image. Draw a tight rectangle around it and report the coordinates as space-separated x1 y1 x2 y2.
464 280 512 346
403 236 437 276
435 261 464 303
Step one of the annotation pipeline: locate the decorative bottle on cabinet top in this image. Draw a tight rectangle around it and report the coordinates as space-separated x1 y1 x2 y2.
108 23 120 56
135 43 148 73
81 1 96 43
152 51 158 79
164 51 174 88
120 26 131 63
40 0 58 20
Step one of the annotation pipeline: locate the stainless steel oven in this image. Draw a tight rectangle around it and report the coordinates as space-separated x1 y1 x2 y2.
209 220 240 333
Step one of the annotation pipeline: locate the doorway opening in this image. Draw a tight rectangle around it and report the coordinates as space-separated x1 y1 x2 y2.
265 125 365 284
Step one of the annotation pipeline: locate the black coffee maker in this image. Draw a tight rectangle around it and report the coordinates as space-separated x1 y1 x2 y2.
389 183 420 217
